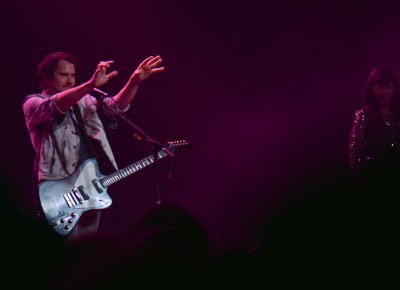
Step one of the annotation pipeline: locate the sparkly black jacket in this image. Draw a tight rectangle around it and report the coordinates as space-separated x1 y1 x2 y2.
348 107 400 175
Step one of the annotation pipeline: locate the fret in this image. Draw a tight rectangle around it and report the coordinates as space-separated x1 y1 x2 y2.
102 148 170 186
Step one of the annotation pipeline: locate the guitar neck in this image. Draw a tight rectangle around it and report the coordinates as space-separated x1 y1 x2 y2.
100 150 168 187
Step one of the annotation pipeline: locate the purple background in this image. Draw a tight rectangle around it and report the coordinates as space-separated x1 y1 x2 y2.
2 0 400 254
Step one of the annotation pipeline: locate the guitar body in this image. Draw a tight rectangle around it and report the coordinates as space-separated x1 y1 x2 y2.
38 158 112 236
37 140 189 236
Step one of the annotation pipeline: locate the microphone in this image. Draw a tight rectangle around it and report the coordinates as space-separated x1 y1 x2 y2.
91 88 110 101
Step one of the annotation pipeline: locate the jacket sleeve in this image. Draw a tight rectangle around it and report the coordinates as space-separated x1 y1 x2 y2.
348 109 366 175
98 96 130 130
23 94 66 131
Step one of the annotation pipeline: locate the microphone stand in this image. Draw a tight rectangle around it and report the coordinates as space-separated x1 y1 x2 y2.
92 88 174 204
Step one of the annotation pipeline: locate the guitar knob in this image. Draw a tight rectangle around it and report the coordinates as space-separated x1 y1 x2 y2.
60 218 65 223
68 218 73 223
71 212 76 217
64 225 70 230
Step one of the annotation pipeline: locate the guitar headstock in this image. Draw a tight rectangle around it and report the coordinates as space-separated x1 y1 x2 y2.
164 139 191 153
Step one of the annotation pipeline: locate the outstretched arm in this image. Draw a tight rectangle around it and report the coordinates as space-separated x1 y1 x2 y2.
113 55 165 110
55 61 118 112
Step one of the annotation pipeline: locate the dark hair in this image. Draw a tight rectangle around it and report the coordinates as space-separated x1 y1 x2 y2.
37 51 79 90
363 67 400 112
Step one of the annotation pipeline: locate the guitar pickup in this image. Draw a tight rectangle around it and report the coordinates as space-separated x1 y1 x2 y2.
77 186 90 200
92 179 104 194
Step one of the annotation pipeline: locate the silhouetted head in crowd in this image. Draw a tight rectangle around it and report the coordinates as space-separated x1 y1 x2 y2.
125 202 211 266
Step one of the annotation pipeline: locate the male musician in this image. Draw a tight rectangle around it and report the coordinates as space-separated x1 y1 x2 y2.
23 51 164 240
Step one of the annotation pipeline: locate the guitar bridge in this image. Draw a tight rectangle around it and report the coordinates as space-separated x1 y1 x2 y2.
63 187 86 208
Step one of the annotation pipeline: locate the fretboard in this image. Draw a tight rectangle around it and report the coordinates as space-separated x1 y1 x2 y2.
100 150 168 187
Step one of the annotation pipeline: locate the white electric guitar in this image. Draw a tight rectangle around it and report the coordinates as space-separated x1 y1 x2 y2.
38 140 189 236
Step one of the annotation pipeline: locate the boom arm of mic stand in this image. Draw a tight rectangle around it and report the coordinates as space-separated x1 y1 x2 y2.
92 90 174 205
95 94 175 157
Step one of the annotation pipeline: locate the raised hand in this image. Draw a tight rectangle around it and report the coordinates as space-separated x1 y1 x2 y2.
92 60 118 87
133 55 165 83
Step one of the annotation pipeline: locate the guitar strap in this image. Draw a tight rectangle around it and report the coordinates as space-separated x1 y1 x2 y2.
72 104 115 175
72 104 99 160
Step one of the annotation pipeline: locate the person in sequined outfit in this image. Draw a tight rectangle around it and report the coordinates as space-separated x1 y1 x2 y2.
348 67 400 182
347 67 400 277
